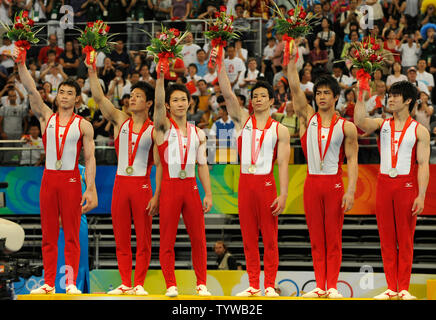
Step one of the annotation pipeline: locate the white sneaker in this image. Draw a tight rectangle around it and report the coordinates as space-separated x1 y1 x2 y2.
265 287 279 297
30 284 55 295
398 290 417 300
235 287 261 297
166 286 178 297
107 284 134 295
326 288 343 299
301 287 327 298
133 285 148 296
66 284 82 295
373 289 398 300
196 284 212 296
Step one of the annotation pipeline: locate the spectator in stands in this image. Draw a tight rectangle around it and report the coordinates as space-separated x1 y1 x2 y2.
213 241 242 270
104 0 128 36
107 67 128 108
417 59 434 93
203 64 218 85
0 87 28 163
387 61 408 90
309 38 328 78
273 77 290 111
420 3 436 26
74 94 92 122
186 63 201 85
338 87 356 121
20 124 45 166
194 49 208 78
273 63 286 87
300 68 314 95
39 63 68 94
37 33 64 67
122 71 140 96
128 0 154 50
198 0 223 18
0 36 14 75
238 57 261 101
46 0 66 49
384 28 402 64
187 95 208 126
40 82 55 107
109 39 130 76
210 102 235 144
339 0 360 36
181 32 201 68
261 36 276 83
234 38 247 63
92 106 111 147
99 57 116 90
370 69 384 94
152 0 171 20
170 0 192 31
421 24 436 62
80 0 106 21
164 57 186 85
317 17 336 72
366 81 389 119
407 66 430 95
139 64 155 88
399 32 420 72
272 100 299 141
59 40 79 78
40 49 58 75
412 90 434 131
196 79 212 120
271 33 284 74
224 44 245 90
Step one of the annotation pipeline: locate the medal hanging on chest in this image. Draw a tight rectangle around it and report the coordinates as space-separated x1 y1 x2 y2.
249 116 273 174
317 113 337 172
126 118 151 175
169 118 191 180
388 116 413 178
55 113 76 170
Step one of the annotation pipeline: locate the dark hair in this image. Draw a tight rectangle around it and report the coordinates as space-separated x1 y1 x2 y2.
58 78 81 96
388 80 418 112
250 80 274 100
344 88 356 101
237 94 246 106
219 105 228 113
196 48 205 54
188 63 198 72
217 95 225 104
313 74 341 104
165 83 191 105
47 49 57 56
131 81 155 116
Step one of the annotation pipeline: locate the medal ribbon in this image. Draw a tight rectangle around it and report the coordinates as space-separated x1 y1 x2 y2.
317 113 337 167
169 118 191 171
55 113 76 163
251 116 273 166
128 118 151 167
389 116 413 169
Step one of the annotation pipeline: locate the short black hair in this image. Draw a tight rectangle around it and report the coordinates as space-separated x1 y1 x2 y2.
250 80 274 100
313 74 341 106
237 94 246 106
389 80 418 112
165 83 191 105
131 81 155 116
58 78 81 97
217 95 225 104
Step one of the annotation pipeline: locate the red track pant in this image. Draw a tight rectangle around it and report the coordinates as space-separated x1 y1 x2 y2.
159 178 207 288
303 174 344 290
376 174 418 292
40 169 82 287
238 173 279 289
111 175 153 287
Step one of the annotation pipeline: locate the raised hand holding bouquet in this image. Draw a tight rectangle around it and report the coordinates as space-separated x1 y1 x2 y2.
145 26 189 78
77 20 117 70
204 5 239 72
350 37 385 101
1 10 42 64
272 0 317 65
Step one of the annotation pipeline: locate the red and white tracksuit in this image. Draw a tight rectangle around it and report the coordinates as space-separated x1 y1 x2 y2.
301 114 346 290
237 117 280 290
157 122 207 288
376 118 419 292
112 119 154 287
40 113 83 287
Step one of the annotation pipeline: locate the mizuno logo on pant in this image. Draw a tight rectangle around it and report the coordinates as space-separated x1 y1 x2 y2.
69 178 76 183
